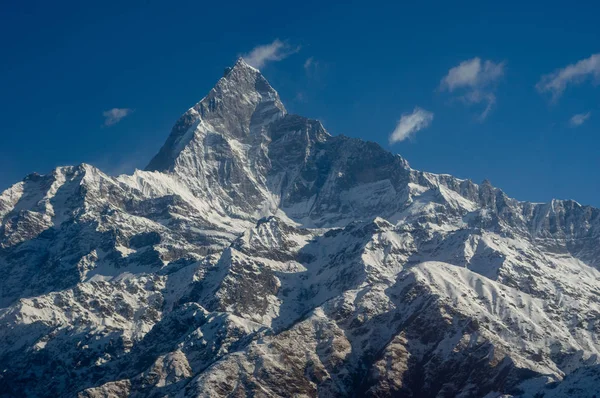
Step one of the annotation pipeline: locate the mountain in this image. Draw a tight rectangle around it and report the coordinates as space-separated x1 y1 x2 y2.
1 58 599 398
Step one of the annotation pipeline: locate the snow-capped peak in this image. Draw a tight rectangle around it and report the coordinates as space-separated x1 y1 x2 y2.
2 60 600 398
145 58 286 173
230 56 260 73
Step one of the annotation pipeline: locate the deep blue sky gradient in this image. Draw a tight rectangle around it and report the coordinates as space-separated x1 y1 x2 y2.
1 0 598 205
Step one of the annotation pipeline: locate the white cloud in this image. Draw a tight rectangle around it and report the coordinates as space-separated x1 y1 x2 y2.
389 107 434 144
461 90 496 122
569 112 591 127
304 56 321 74
441 58 504 91
440 57 505 120
304 57 314 70
303 56 323 79
536 54 600 101
103 108 132 126
242 39 299 69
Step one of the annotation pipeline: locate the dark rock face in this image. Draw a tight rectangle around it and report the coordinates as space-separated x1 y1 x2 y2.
1 59 600 398
129 232 161 249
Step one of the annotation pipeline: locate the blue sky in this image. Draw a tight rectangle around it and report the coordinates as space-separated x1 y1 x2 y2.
1 0 598 206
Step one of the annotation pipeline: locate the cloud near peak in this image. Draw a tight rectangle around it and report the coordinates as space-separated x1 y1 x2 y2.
439 57 505 121
389 107 434 144
536 53 600 101
242 39 299 69
103 108 132 126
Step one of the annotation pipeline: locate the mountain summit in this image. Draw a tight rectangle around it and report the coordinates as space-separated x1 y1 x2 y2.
1 60 600 398
146 57 286 173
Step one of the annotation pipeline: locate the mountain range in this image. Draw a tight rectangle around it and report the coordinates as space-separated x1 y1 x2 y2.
1 58 599 398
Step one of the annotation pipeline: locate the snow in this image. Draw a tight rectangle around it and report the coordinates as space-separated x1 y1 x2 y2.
2 58 600 398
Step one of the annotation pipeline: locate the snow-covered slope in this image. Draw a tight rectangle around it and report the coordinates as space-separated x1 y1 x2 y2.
1 58 599 398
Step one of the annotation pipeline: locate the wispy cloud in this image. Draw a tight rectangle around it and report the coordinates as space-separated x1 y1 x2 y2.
569 112 591 127
389 107 434 144
304 56 326 81
536 54 600 101
304 57 314 70
440 57 505 121
242 39 299 69
103 108 132 126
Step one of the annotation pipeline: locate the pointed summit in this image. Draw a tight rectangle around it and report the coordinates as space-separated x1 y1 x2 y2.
146 59 286 173
222 57 260 79
231 56 260 72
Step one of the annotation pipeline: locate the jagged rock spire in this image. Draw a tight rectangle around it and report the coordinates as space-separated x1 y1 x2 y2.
146 58 285 172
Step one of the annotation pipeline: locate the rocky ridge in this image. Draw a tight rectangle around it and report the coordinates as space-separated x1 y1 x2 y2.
1 58 599 397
